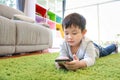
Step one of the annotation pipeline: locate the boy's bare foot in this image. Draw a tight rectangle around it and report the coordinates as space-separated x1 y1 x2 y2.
115 44 118 53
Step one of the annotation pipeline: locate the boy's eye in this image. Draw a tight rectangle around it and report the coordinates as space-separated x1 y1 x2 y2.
65 33 68 35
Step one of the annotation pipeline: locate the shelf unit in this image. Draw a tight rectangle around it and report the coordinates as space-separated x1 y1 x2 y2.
35 3 64 37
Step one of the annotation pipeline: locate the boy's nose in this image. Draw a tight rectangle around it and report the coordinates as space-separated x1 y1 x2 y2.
68 34 72 38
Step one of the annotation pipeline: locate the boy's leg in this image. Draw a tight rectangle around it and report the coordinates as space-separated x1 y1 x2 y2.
93 43 117 57
102 44 117 55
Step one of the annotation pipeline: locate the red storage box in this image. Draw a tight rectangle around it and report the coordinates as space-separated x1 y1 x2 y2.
36 4 47 17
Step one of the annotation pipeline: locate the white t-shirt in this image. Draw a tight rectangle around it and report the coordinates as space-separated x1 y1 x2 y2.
59 37 99 67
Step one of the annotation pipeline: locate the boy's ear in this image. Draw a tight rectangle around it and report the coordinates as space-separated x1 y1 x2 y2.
82 29 87 35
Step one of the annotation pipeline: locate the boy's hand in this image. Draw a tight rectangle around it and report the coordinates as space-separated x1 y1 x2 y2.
63 55 81 70
55 56 70 69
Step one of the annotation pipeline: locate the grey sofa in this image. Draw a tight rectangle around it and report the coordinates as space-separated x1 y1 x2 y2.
0 4 53 56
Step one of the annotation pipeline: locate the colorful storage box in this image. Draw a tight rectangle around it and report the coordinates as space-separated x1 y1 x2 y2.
47 11 56 21
56 15 62 23
36 4 47 17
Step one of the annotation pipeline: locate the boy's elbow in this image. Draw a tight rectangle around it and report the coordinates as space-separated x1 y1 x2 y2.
84 58 96 67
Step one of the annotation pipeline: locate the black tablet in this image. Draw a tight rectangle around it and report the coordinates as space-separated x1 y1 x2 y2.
55 58 71 63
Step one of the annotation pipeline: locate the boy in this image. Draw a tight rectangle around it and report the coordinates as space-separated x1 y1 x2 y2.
55 13 118 71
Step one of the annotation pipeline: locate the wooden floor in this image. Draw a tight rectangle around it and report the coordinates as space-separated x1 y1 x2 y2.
0 48 60 59
0 49 49 59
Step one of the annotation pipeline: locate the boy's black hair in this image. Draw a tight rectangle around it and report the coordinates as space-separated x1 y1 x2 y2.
62 13 86 31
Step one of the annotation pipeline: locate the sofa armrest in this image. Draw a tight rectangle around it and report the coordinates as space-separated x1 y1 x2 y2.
13 14 35 23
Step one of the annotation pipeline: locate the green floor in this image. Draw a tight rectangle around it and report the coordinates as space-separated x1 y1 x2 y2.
0 52 120 80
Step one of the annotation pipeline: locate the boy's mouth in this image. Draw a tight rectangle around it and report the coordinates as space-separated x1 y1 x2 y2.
68 41 74 44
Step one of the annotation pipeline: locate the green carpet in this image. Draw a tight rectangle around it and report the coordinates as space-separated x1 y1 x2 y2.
0 52 120 80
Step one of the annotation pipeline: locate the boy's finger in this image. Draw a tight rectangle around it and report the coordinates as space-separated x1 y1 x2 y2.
73 54 78 60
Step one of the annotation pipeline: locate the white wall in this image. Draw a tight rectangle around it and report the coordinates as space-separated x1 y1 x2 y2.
24 0 37 20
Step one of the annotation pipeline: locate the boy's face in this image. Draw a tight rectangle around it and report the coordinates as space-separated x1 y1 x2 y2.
64 25 86 47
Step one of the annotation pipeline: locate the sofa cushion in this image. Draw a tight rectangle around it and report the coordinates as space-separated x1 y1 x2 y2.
13 14 35 23
15 21 50 45
0 16 16 45
0 4 25 19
